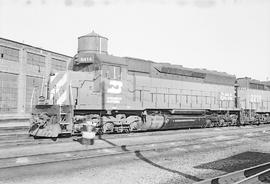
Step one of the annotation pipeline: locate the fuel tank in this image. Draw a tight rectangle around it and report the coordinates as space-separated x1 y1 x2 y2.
140 112 205 130
140 114 165 130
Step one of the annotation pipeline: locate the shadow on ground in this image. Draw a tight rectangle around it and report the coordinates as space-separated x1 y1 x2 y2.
134 150 202 182
95 135 203 182
194 151 270 173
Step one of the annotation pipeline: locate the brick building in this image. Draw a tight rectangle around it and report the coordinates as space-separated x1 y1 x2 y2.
0 38 72 118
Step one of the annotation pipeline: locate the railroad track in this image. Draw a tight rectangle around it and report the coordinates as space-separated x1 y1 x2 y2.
0 128 269 171
0 125 269 149
0 126 29 134
197 162 270 184
236 169 270 184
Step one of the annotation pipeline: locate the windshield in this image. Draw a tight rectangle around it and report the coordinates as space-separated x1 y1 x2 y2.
73 63 100 72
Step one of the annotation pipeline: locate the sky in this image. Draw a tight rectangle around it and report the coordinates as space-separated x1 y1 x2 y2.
0 0 269 81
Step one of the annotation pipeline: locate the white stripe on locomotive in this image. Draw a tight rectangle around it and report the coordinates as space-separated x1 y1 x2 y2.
57 91 67 105
50 73 68 102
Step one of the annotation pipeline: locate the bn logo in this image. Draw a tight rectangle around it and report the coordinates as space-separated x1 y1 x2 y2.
107 80 123 94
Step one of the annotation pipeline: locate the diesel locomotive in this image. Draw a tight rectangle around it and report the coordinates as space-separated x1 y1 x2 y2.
29 31 270 137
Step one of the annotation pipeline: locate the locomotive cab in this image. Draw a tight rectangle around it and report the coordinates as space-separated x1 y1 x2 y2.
71 53 127 110
69 53 131 134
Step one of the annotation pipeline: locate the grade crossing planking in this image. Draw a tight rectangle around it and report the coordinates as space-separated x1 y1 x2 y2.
196 162 270 184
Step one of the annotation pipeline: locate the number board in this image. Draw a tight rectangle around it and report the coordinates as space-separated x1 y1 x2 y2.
78 55 94 63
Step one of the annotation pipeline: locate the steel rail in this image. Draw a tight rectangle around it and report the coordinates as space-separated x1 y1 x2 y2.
196 160 270 184
0 127 268 160
235 168 270 184
0 125 268 149
0 131 269 170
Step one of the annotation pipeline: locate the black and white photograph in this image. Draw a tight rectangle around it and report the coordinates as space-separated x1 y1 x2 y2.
0 0 270 183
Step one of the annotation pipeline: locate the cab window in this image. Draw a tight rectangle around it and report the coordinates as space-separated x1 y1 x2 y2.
102 65 121 80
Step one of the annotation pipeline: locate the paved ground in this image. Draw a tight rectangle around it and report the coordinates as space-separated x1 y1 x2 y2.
1 125 270 184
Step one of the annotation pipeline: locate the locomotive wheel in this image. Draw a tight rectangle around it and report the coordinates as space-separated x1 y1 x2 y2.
102 122 114 133
255 120 260 126
96 128 103 135
231 118 237 126
227 121 232 126
219 119 225 127
205 119 213 128
129 121 138 132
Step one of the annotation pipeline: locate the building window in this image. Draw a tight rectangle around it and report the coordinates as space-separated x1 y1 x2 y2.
0 45 19 62
25 76 43 113
51 58 67 71
0 72 18 113
27 52 45 67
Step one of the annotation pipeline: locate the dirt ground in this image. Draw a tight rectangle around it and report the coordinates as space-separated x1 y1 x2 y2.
1 126 270 184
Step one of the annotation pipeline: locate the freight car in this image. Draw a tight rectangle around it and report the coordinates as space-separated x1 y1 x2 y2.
29 31 270 137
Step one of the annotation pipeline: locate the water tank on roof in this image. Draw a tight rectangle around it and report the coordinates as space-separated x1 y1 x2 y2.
78 31 108 54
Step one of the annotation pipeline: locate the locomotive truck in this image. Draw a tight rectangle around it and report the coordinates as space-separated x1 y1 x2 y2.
29 31 270 137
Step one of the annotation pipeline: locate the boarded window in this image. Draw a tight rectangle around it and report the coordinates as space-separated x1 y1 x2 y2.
27 52 45 67
25 76 43 112
250 83 264 90
51 58 67 71
0 45 19 62
0 72 18 113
